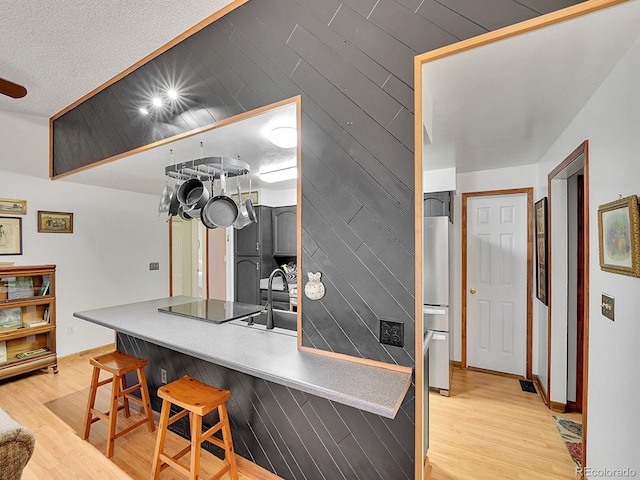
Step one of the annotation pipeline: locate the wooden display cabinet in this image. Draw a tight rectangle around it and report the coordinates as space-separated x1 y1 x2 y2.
0 265 57 379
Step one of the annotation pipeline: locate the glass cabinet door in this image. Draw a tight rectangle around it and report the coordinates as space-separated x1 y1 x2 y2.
0 274 52 302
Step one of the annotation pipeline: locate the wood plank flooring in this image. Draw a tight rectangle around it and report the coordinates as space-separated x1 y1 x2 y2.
0 350 579 479
428 367 580 479
0 347 277 480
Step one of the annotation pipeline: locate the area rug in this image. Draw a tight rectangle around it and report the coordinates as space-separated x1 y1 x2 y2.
552 415 582 467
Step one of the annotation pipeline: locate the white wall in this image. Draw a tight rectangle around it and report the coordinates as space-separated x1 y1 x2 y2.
0 111 169 356
451 164 538 368
259 187 296 207
536 38 640 474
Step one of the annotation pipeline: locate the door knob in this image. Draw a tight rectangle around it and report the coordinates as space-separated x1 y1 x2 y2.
470 288 476 294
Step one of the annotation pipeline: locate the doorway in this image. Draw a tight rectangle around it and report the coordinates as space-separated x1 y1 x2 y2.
462 188 533 378
170 216 207 298
547 141 589 468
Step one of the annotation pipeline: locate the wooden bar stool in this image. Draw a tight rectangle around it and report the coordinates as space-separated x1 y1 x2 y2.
83 350 155 458
151 375 238 480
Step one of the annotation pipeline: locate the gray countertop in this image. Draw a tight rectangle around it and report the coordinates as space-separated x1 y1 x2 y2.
74 296 412 419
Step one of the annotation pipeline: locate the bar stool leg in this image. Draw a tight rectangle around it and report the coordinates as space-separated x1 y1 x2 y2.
151 400 171 480
219 403 239 480
106 373 121 458
189 412 202 480
120 374 131 417
137 366 156 432
83 366 100 440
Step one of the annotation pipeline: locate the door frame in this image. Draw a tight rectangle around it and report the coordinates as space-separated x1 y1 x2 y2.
462 188 534 379
547 140 590 469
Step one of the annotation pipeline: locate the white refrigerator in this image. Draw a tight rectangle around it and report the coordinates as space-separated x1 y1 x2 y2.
423 216 451 395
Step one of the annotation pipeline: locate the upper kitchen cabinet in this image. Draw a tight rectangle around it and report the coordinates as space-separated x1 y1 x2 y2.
234 206 272 257
272 206 296 257
424 191 452 218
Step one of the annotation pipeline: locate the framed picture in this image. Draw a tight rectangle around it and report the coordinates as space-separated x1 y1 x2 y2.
230 190 259 205
38 211 73 234
0 198 27 215
598 195 640 277
0 307 22 329
0 217 23 255
535 197 548 305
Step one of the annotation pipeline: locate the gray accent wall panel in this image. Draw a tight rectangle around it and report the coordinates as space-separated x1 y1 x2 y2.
119 334 414 480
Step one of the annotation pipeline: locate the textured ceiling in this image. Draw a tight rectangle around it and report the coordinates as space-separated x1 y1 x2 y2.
0 0 234 118
423 1 640 173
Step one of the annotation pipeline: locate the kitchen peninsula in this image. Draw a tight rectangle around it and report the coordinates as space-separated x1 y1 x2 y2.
74 296 415 479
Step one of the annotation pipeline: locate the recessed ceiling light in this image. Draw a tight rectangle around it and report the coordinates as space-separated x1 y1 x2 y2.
258 166 297 183
139 107 149 115
167 89 178 100
152 97 163 107
267 127 297 148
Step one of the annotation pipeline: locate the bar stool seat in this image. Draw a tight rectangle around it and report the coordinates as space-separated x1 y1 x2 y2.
151 375 238 480
83 350 155 458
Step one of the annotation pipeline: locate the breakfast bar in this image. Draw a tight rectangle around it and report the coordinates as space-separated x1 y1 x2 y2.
74 296 412 419
74 296 415 480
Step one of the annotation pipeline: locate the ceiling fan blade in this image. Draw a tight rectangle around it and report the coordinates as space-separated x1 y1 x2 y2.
0 77 27 98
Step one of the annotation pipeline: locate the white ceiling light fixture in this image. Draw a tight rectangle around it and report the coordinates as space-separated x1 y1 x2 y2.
267 126 297 148
258 166 297 183
139 107 149 115
167 89 178 100
152 97 163 107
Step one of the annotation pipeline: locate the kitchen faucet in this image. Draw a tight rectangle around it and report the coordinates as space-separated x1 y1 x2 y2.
265 268 289 330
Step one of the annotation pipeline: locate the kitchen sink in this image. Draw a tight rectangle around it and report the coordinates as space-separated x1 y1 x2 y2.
229 309 297 334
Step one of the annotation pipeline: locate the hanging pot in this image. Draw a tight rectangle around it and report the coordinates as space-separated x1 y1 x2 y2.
201 170 238 228
177 205 194 221
166 189 180 222
233 177 252 229
177 178 210 210
158 183 173 215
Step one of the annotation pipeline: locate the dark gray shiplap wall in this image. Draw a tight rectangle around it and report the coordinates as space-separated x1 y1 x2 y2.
52 0 581 368
119 334 416 480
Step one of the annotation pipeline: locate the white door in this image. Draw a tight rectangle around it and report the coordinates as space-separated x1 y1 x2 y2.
467 193 527 376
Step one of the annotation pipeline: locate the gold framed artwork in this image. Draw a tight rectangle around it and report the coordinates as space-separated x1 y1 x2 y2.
598 195 640 277
0 198 27 215
38 211 73 234
534 197 548 305
0 217 23 255
230 190 259 205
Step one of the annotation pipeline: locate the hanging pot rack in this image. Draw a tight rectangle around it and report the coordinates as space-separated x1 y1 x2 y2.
164 156 250 181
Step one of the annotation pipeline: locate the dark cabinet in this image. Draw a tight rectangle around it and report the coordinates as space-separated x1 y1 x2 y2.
234 206 273 264
272 206 297 256
235 256 261 305
234 206 276 304
424 191 452 221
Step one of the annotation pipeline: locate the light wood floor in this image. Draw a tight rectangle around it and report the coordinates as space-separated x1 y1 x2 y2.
0 348 277 480
0 350 580 479
428 367 580 480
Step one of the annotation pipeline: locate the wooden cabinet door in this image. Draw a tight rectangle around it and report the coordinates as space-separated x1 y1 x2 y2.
272 206 297 256
234 256 260 305
235 216 260 255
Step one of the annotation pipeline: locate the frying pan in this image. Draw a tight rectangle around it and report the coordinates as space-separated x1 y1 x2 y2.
201 171 238 228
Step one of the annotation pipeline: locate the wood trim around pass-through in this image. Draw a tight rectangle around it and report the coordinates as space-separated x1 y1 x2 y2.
461 188 533 379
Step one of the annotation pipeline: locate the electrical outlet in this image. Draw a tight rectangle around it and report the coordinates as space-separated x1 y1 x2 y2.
67 325 74 335
161 368 167 384
380 319 404 347
149 262 160 271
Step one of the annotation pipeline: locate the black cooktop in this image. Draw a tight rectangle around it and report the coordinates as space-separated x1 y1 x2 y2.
158 299 263 324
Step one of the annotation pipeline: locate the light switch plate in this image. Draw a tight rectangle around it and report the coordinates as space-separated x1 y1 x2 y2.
601 293 614 321
149 262 160 271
